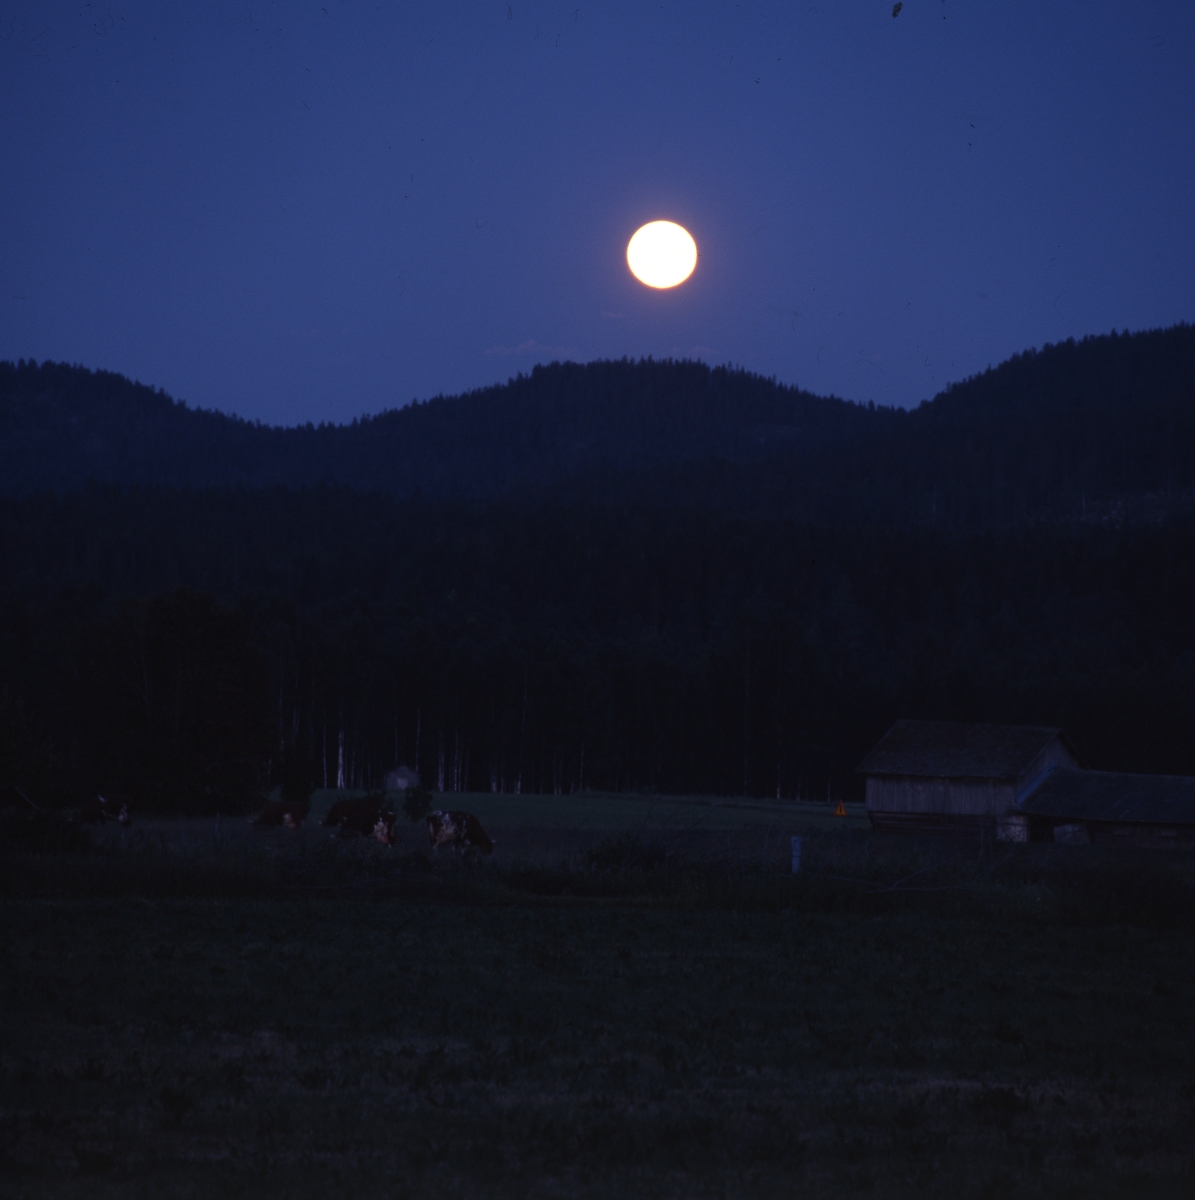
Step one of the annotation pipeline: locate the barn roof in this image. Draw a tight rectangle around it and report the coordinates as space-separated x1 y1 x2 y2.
1018 767 1195 826
856 720 1073 780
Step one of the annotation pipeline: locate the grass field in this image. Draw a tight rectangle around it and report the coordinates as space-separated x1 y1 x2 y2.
313 787 872 832
2 792 1194 1198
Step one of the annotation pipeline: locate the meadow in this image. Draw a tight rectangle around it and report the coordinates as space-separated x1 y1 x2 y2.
2 791 1194 1198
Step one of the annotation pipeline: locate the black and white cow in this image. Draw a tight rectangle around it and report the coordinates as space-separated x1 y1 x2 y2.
426 810 493 855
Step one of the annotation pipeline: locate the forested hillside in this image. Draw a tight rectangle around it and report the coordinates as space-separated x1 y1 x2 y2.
1 325 1193 812
3 324 1194 527
0 356 878 501
553 325 1195 528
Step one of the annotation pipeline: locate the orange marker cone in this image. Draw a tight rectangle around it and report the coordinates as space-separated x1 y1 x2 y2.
834 800 847 817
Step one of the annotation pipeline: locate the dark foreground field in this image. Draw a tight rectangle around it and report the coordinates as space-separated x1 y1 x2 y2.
2 801 1195 1198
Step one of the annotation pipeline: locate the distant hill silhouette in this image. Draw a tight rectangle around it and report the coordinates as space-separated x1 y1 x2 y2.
2 323 1193 527
0 356 876 497
579 325 1195 528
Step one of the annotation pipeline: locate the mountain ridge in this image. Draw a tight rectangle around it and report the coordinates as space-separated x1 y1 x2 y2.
0 355 879 498
2 323 1193 528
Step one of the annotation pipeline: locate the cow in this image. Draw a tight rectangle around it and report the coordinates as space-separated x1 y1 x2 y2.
371 813 399 846
79 794 132 828
253 800 309 828
426 810 494 856
323 796 399 845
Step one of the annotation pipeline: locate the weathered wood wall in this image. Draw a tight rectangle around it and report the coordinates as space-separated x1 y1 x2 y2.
863 733 1081 824
868 811 996 837
865 775 1015 817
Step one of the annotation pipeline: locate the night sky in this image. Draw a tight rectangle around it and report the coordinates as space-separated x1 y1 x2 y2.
3 2 1192 426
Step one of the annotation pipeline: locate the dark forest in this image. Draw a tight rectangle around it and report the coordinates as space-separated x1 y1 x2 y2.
2 325 1193 812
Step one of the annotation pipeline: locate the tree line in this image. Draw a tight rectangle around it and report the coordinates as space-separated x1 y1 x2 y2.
2 484 1193 812
3 324 1194 530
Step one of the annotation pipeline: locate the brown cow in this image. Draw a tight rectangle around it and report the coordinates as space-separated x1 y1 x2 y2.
253 800 309 828
323 797 399 845
426 810 493 855
79 794 132 828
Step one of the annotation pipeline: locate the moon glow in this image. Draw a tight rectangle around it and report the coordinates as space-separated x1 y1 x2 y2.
626 221 698 289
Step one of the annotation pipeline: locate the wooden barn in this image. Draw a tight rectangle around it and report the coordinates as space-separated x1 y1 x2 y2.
856 719 1081 838
1017 767 1195 847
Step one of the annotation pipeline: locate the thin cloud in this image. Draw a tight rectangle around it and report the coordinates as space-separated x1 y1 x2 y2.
485 339 574 358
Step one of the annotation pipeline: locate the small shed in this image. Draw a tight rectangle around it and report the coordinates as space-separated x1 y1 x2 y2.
384 765 421 792
856 719 1081 837
1018 767 1195 847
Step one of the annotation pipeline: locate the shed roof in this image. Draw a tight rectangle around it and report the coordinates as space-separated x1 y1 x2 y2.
1018 767 1195 825
856 720 1072 781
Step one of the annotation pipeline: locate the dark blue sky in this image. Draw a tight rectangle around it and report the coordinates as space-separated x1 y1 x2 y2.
3 2 1192 425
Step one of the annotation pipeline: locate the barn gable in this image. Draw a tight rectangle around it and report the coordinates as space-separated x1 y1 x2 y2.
857 720 1081 836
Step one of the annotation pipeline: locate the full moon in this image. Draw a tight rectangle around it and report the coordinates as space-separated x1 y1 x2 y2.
626 221 698 289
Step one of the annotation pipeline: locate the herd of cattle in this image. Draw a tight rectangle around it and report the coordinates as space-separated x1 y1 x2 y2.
60 792 494 855
254 796 495 855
